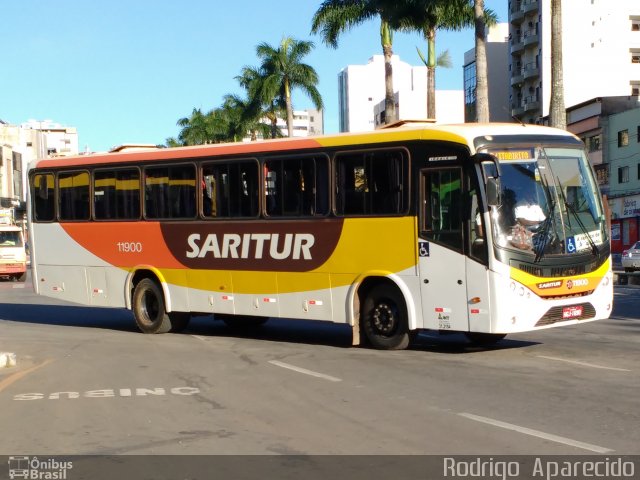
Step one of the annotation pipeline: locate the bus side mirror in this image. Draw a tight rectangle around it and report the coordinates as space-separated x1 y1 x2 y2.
487 177 501 206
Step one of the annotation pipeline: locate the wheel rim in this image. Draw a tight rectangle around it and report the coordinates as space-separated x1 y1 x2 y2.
372 300 398 336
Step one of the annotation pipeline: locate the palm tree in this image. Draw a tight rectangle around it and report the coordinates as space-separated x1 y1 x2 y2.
236 66 286 139
549 0 566 129
255 37 323 137
386 0 496 120
171 108 217 146
312 0 398 125
473 0 489 122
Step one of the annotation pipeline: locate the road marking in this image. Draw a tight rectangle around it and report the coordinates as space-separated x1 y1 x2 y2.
0 359 54 394
458 412 614 453
12 284 26 289
268 360 341 382
536 355 631 372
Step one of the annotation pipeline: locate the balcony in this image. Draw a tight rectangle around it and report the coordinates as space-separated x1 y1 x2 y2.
523 95 540 113
511 69 524 86
522 0 539 14
523 62 539 80
511 103 525 117
510 37 525 54
523 28 539 47
510 3 524 24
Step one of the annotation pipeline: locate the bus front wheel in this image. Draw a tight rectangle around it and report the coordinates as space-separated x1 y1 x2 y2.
133 278 173 334
361 285 410 350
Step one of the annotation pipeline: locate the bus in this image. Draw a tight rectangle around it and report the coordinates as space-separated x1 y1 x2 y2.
27 122 613 349
0 217 27 282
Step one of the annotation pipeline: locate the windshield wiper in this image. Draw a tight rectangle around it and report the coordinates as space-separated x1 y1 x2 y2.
533 193 556 263
556 177 599 258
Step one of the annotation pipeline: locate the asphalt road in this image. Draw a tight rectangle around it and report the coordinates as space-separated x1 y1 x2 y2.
0 271 638 459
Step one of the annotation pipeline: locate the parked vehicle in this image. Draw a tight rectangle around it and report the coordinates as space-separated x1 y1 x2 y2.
621 241 640 272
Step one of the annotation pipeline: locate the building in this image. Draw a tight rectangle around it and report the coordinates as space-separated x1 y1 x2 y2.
508 0 640 124
566 98 640 254
272 109 324 138
372 90 464 127
463 23 511 122
0 119 79 212
338 54 464 132
606 107 640 254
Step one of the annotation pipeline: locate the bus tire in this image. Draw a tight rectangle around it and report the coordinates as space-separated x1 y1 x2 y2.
17 272 27 282
169 312 191 333
361 284 410 350
132 278 172 334
465 332 506 346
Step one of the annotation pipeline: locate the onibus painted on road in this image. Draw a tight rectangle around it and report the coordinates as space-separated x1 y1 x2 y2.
27 122 613 349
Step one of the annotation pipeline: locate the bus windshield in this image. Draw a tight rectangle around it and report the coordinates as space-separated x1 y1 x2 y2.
0 230 23 247
488 146 606 258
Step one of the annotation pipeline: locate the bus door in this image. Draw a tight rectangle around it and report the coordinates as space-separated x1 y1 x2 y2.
418 167 469 332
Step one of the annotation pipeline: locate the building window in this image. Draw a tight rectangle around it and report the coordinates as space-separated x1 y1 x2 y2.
619 166 629 184
587 134 601 152
618 129 629 147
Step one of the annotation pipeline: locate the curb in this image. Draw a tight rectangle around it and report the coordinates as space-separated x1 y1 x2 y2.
0 352 17 368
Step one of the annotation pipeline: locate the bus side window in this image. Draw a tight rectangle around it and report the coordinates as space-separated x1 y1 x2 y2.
58 171 90 221
32 173 55 222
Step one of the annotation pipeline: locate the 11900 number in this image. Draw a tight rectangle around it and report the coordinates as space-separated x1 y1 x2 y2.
117 242 143 253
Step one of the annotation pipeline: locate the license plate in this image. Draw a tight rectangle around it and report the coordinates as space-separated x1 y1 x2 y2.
562 306 583 319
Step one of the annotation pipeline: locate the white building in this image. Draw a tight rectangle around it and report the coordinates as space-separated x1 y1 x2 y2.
508 0 640 123
338 54 464 132
463 23 511 122
0 119 79 204
273 109 324 138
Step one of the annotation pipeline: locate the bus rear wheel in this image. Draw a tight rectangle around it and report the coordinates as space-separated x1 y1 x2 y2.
133 278 173 334
361 285 410 350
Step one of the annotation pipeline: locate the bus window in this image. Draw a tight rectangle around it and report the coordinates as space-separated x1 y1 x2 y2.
144 165 196 219
58 171 90 221
31 173 55 222
421 168 463 251
335 149 408 216
94 168 141 220
201 161 259 218
264 156 329 217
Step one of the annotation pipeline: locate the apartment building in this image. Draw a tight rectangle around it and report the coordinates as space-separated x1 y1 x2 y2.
338 54 463 132
463 23 511 122
508 0 640 124
0 119 79 208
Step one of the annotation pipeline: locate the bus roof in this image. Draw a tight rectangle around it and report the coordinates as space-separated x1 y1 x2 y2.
29 122 579 170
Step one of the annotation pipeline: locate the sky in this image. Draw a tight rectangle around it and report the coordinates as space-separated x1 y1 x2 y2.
2 0 508 153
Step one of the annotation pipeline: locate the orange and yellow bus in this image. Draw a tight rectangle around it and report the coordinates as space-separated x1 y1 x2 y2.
27 122 613 349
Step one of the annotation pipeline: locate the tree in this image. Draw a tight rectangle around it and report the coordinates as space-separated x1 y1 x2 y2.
473 0 489 122
386 0 496 120
236 66 286 139
549 0 566 129
312 0 398 125
255 37 323 137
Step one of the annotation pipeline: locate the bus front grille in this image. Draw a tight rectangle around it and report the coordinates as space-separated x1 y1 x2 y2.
535 303 596 327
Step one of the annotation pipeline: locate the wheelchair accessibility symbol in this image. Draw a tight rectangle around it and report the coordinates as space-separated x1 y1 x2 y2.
419 242 430 257
566 237 576 253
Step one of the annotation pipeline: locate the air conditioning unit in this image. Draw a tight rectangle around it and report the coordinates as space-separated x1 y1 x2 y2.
632 88 640 96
